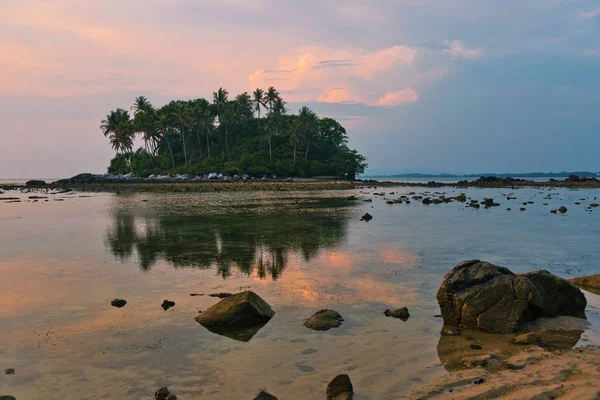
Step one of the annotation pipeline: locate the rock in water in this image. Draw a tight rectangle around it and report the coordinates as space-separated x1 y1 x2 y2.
558 206 568 214
436 260 587 333
253 391 278 400
161 300 176 310
360 213 373 222
3 368 15 375
570 274 600 290
384 307 410 321
326 374 354 400
304 309 344 331
110 299 127 308
208 292 233 298
519 270 586 319
195 291 274 341
155 386 177 400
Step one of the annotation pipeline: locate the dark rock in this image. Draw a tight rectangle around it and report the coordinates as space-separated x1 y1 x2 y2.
208 292 233 298
422 197 432 205
304 309 344 331
161 300 176 310
566 175 580 182
470 344 482 350
384 307 410 321
360 213 373 222
25 180 46 187
436 260 543 334
550 209 557 214
520 207 526 211
460 354 497 368
386 200 394 205
3 368 15 375
346 195 357 200
326 374 354 400
474 378 485 385
590 203 599 208
0 396 17 400
437 261 586 334
253 391 278 400
195 291 274 342
155 386 177 400
558 206 568 214
110 299 127 308
518 270 586 319
481 198 500 207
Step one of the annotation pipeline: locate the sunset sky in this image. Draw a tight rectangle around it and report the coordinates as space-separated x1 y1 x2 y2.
1 0 599 178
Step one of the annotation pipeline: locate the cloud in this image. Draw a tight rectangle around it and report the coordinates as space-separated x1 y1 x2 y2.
443 40 483 59
582 49 600 57
376 89 419 106
578 8 600 19
317 87 359 103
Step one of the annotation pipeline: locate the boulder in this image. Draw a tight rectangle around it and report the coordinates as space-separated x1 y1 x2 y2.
195 291 274 341
384 307 410 321
570 274 600 290
326 374 354 400
360 213 373 222
0 397 17 400
253 391 278 400
518 270 586 319
437 261 587 334
304 309 344 331
558 206 568 214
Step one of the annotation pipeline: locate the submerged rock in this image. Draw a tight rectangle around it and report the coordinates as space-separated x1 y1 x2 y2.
110 299 127 308
253 391 278 400
155 386 177 400
304 309 344 331
360 213 373 222
195 291 274 342
208 292 233 298
384 307 410 321
161 300 176 311
436 260 586 334
512 332 544 347
326 374 354 400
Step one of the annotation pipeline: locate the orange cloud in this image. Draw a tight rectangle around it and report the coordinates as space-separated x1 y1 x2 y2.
317 88 358 103
376 89 419 106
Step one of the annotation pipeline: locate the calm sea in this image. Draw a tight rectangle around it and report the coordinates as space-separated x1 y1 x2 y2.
0 186 599 398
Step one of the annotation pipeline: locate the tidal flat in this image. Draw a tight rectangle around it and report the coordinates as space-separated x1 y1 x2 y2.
1 186 599 399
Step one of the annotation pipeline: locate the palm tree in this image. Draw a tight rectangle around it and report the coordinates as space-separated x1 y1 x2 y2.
263 86 280 113
213 88 229 153
101 109 135 154
187 104 205 159
155 114 175 170
264 117 276 162
289 119 305 164
199 110 215 158
132 96 158 159
299 106 318 160
252 88 265 118
172 103 189 167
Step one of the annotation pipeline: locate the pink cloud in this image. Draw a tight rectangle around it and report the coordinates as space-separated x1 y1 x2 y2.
443 40 483 60
376 89 419 106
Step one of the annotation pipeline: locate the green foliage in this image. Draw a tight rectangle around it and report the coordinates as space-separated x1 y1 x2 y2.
104 87 367 178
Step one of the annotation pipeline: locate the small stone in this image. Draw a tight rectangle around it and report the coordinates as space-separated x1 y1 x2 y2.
304 310 344 331
161 300 176 311
4 368 15 375
254 391 278 400
558 206 568 214
473 378 485 385
360 213 373 222
384 307 410 321
326 374 354 400
155 386 177 400
470 344 483 350
512 332 544 347
460 354 496 368
110 299 127 308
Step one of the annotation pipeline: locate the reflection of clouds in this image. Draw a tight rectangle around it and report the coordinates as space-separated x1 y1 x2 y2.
379 247 419 266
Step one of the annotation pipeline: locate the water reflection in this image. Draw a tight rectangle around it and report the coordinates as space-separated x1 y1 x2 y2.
105 196 351 279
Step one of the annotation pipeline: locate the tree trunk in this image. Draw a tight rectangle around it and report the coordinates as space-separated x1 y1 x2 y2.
181 124 188 167
166 137 175 171
206 132 211 158
305 133 311 160
293 142 296 163
268 133 272 161
196 126 203 159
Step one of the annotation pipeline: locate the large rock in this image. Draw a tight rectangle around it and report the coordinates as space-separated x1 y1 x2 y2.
253 391 278 400
326 374 354 400
195 291 274 341
519 270 586 319
437 260 586 334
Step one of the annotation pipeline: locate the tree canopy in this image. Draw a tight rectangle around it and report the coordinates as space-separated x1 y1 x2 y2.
101 88 367 179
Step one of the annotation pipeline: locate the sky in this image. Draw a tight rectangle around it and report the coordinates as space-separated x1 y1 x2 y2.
0 0 599 178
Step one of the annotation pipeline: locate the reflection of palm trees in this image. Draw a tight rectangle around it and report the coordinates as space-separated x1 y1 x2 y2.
104 200 350 279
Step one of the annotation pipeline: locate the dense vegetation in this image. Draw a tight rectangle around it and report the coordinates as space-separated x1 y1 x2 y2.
100 87 367 178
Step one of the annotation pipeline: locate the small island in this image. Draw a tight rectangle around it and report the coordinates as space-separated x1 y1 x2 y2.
100 87 367 180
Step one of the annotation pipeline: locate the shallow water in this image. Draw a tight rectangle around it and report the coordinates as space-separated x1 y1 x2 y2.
1 186 599 399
